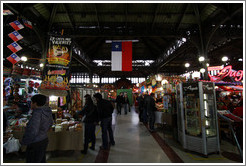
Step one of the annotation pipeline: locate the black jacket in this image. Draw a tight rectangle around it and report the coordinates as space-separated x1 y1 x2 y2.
97 99 114 120
144 95 156 113
80 102 98 123
116 95 124 104
122 97 129 104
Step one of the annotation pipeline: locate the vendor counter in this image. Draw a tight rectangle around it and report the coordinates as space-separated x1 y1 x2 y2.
12 130 83 151
155 111 174 126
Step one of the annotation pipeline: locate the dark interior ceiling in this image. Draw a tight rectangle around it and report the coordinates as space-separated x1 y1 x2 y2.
3 3 243 78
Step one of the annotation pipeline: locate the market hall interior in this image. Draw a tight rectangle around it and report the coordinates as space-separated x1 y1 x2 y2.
3 107 241 163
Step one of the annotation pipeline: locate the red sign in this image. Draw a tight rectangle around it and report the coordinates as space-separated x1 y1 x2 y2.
208 65 243 82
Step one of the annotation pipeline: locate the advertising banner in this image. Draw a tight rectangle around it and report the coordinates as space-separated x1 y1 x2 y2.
40 36 72 91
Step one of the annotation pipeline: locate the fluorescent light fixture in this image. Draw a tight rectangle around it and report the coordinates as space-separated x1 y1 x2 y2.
105 40 139 43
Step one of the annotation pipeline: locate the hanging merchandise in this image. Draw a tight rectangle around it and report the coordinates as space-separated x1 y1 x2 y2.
9 20 24 31
40 36 72 96
4 77 14 98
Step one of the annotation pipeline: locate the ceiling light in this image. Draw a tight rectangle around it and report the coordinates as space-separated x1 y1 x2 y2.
40 63 44 68
200 68 205 73
222 56 228 62
185 63 190 68
21 56 27 62
199 56 205 62
182 38 187 42
238 58 243 61
206 63 209 66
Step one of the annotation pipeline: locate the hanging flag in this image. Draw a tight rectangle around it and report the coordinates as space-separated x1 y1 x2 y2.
3 10 14 15
111 41 132 71
22 19 33 29
9 20 24 31
7 42 22 53
6 53 21 65
8 31 23 42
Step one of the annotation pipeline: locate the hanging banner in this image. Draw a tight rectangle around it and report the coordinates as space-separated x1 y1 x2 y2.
40 36 72 91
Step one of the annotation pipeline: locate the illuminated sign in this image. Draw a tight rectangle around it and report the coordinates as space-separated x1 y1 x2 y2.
208 65 243 82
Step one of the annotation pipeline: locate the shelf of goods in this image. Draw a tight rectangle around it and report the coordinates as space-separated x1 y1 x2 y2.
10 118 83 151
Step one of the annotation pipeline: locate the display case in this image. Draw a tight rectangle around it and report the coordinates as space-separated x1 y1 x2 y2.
176 82 220 156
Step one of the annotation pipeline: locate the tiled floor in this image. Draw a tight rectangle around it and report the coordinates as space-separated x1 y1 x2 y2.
3 107 242 164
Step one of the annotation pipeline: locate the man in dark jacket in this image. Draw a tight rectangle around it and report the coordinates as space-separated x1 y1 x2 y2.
80 94 99 154
116 92 123 115
137 94 144 122
93 93 115 150
145 93 156 132
22 94 53 163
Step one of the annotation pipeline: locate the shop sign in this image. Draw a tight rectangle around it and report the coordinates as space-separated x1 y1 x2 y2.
208 65 243 82
183 83 199 93
40 36 72 90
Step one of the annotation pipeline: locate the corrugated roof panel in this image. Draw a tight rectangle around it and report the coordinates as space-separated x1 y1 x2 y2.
201 4 217 21
96 3 125 13
34 3 50 21
67 3 95 13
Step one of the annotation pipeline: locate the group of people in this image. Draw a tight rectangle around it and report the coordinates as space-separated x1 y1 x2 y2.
116 92 130 115
137 93 162 132
4 93 115 163
78 93 115 154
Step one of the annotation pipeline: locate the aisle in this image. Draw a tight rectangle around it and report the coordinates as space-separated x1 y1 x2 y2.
108 107 171 163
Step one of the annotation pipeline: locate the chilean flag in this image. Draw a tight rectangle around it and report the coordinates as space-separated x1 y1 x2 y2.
8 31 23 42
6 53 21 65
9 20 24 31
22 19 33 29
7 42 22 53
111 41 132 71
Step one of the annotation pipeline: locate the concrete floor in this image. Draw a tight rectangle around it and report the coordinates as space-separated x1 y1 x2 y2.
3 107 241 164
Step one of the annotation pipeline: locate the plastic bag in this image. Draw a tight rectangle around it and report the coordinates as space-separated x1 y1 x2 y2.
3 137 21 154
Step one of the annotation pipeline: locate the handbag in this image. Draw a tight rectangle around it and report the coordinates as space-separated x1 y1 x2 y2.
3 136 21 154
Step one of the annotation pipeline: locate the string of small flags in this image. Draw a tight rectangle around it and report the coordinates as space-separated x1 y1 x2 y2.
4 9 34 65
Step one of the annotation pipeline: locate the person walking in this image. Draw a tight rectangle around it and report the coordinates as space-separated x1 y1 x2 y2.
123 93 130 114
93 93 115 150
116 92 123 115
80 94 99 154
21 94 53 163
